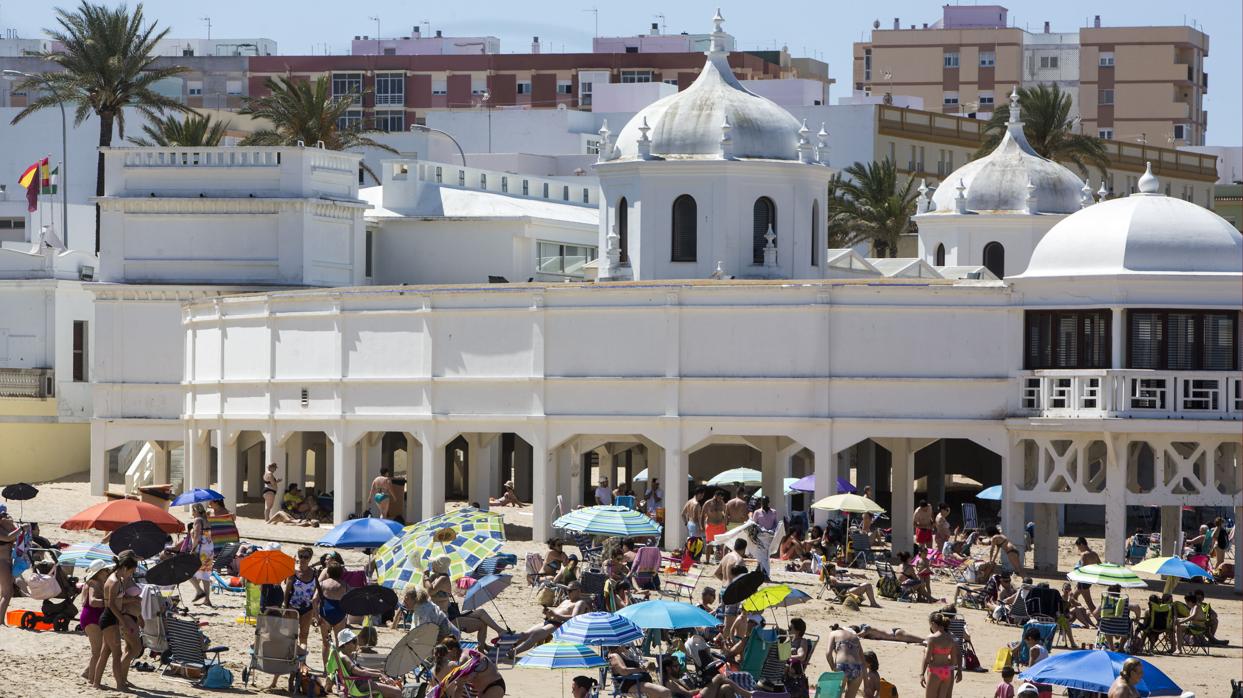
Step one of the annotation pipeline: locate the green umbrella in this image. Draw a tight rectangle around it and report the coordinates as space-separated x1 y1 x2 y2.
707 468 762 485
1067 563 1146 588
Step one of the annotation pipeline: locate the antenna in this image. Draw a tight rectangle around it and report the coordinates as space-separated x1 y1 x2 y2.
583 7 598 37
199 16 211 40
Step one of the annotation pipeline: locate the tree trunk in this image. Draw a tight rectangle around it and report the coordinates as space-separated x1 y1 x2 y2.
95 110 115 255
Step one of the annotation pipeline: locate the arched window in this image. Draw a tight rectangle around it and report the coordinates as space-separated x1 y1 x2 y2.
671 195 697 262
752 196 776 264
810 200 820 267
934 243 946 266
616 198 629 265
983 241 1005 278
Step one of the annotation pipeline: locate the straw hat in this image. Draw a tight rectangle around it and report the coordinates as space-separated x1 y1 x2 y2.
431 555 452 575
84 559 114 579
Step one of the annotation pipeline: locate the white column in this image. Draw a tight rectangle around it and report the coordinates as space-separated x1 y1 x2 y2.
1110 307 1124 368
812 444 835 527
365 434 383 515
152 442 171 484
90 422 109 496
759 438 783 519
218 435 240 509
663 445 689 550
1235 506 1242 594
264 432 286 498
530 436 554 541
467 435 494 511
1032 502 1059 572
565 441 582 508
1001 439 1025 541
331 435 357 525
1103 437 1128 565
1159 505 1180 557
324 439 335 496
887 439 914 556
404 434 422 523
422 437 446 519
286 432 305 490
186 429 210 490
246 445 263 501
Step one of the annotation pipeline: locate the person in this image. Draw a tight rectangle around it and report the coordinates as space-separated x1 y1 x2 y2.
702 490 728 559
934 504 952 549
603 552 633 611
861 651 882 698
725 486 750 529
606 645 668 698
1107 657 1143 698
328 628 405 698
1021 626 1048 666
682 489 706 540
512 581 591 654
283 546 319 648
0 505 15 624
269 484 318 526
921 612 960 698
1057 582 1093 643
572 675 600 698
994 665 1016 698
1190 589 1224 645
697 587 717 615
1016 683 1040 698
91 550 142 691
823 562 882 607
78 559 111 681
862 486 873 501
750 496 779 531
316 561 349 664
489 480 524 507
1072 536 1101 612
660 655 752 698
595 477 613 505
851 624 925 644
788 618 812 666
406 589 462 640
715 538 747 582
985 526 1023 575
1209 516 1229 568
262 462 282 521
718 562 749 642
431 638 463 682
424 555 507 644
644 478 663 520
780 528 810 568
541 538 569 576
370 466 394 518
186 502 214 607
825 623 867 698
898 552 928 602
913 500 935 549
1174 591 1210 652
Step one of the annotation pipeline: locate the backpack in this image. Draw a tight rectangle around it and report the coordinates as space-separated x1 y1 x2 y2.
878 679 899 698
201 663 234 689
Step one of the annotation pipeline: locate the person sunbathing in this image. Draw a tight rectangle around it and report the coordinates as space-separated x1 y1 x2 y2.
822 562 881 607
511 582 591 654
489 481 525 507
849 623 926 645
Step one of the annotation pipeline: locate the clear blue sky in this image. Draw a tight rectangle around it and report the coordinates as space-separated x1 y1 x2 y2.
7 0 1240 144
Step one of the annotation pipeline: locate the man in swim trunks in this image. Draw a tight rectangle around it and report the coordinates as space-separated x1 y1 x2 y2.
826 623 867 698
702 489 728 562
370 466 394 518
682 489 706 541
724 486 750 529
913 499 935 548
512 582 591 654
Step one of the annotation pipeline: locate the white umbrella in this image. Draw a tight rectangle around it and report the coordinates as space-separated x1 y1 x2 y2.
707 468 762 485
810 493 885 514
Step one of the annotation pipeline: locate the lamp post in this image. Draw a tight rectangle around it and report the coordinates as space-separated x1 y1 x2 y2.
409 123 467 166
4 69 67 250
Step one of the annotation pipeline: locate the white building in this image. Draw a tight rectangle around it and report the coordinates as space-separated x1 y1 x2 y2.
72 14 1243 590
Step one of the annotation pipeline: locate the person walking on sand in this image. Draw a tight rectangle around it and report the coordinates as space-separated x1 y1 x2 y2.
825 623 867 698
921 612 961 698
1072 536 1101 612
315 560 350 665
913 500 935 549
91 551 142 691
78 559 111 681
262 462 281 521
186 503 214 607
0 505 15 624
370 466 394 518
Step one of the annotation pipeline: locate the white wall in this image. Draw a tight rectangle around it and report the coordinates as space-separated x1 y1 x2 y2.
0 279 94 418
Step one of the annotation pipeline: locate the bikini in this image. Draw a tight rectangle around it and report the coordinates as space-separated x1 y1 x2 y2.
469 651 505 696
927 644 954 681
835 636 865 681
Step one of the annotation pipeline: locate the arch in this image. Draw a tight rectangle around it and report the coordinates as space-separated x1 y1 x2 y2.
934 243 946 266
752 196 776 264
810 200 820 267
616 197 629 265
671 194 697 262
982 241 1004 278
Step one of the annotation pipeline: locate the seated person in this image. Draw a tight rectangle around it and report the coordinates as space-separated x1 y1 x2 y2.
1140 594 1173 650
787 617 813 666
603 560 634 611
821 562 881 607
512 582 591 654
660 656 752 698
608 645 667 698
327 629 404 698
267 484 320 526
1174 592 1210 652
898 552 933 602
488 480 525 507
1191 589 1225 645
540 538 569 576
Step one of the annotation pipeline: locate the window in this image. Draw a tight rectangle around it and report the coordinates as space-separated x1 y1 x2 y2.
501 177 508 193
625 46 638 53
616 198 629 264
1128 311 1238 371
375 72 404 105
562 185 569 201
810 201 820 267
1024 310 1111 369
365 230 373 277
458 170 466 186
982 241 1004 278
556 81 572 95
1099 89 1114 105
1039 55 1059 69
586 138 601 155
542 183 549 198
671 195 697 262
1098 52 1115 67
434 166 443 183
979 51 996 67
978 92 994 106
537 241 597 278
620 70 652 83
72 320 88 382
579 80 592 106
225 80 243 96
331 72 364 104
373 110 404 132
752 197 776 264
480 173 487 188
522 180 529 195
187 81 203 96
943 92 959 105
337 110 363 130
517 81 531 95
943 52 960 68
1172 124 1187 141
934 243 945 266
383 48 396 56
1098 128 1114 140
582 188 589 204
431 79 447 96
864 48 872 81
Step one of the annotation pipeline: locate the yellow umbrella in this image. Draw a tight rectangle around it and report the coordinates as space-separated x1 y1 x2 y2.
810 493 885 514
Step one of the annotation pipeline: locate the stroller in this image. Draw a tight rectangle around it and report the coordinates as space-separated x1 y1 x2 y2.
11 540 78 632
242 608 302 687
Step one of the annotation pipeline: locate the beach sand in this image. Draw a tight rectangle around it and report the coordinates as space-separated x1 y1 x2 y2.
1 474 1238 697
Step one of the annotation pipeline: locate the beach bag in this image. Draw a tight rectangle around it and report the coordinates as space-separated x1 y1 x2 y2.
536 585 557 607
201 663 234 689
991 645 1013 672
878 679 898 698
288 667 324 697
962 646 981 671
16 568 61 600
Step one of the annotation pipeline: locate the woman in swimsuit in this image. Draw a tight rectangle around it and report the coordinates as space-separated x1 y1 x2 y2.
986 526 1023 575
369 466 394 518
78 559 111 681
283 546 319 646
187 503 214 606
825 623 867 698
1210 517 1229 568
608 646 669 698
921 612 960 698
315 561 349 665
262 462 281 521
330 629 405 697
91 551 142 690
424 555 507 644
0 505 15 625
661 656 752 698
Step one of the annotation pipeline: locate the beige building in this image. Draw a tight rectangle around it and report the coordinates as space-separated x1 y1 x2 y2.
852 6 1209 145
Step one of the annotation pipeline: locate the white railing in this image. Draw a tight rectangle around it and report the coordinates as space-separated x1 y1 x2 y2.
0 368 53 398
1019 369 1241 419
403 160 597 207
375 93 405 106
121 147 282 168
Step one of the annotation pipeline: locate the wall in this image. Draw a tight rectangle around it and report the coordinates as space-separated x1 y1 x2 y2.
0 398 89 483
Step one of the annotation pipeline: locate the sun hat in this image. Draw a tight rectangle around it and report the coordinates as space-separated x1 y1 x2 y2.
1017 683 1039 696
431 555 452 575
85 559 114 579
338 629 358 645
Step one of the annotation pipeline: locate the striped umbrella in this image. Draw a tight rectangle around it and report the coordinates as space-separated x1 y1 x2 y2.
553 612 644 646
517 641 607 669
1067 563 1147 588
707 468 762 485
376 526 503 590
57 542 117 569
553 505 662 537
1131 556 1212 580
373 507 505 589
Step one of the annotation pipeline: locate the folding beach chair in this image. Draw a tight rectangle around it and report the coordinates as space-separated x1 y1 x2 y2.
872 560 904 601
614 495 636 510
1097 615 1133 651
845 531 879 569
813 671 845 698
571 532 603 565
1125 534 1151 565
1142 599 1175 654
162 614 229 683
243 608 301 687
1015 621 1055 665
961 503 979 532
211 570 245 593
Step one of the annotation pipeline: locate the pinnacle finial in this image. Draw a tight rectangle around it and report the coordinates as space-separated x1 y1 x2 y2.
1008 86 1021 125
598 119 609 137
1097 181 1108 200
708 9 726 54
1080 178 1093 208
1137 161 1160 194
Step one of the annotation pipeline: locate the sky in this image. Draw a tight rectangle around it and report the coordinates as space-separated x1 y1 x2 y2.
5 0 1239 145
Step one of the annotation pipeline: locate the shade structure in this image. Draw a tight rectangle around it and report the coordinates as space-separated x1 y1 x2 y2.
462 574 512 612
742 584 810 613
145 553 200 586
810 493 885 514
1131 556 1212 580
633 468 693 482
109 520 172 558
238 549 295 585
409 527 506 581
553 505 662 538
754 478 800 498
373 508 505 590
721 570 766 605
707 468 762 485
170 488 224 507
615 599 721 630
517 641 608 669
384 624 439 677
341 584 399 616
406 506 505 541
976 485 1003 500
62 499 184 534
1 483 38 500
58 542 122 570
553 612 644 646
316 517 404 549
1067 563 1147 588
1018 650 1181 696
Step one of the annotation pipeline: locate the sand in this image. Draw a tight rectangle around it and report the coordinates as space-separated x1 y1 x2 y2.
0 473 1238 697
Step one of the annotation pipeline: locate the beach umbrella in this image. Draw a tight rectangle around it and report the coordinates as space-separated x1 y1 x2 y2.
976 485 1003 501
836 478 857 494
518 641 608 669
462 573 513 627
615 599 720 630
316 517 403 549
1132 556 1213 594
408 526 506 581
633 469 693 483
1067 563 1147 588
754 478 801 498
145 553 200 586
1 483 37 500
58 542 119 569
170 487 224 507
385 624 439 678
109 520 172 558
742 584 811 613
721 570 766 605
341 584 399 616
1018 650 1181 696
553 612 644 646
238 549 296 585
406 506 505 541
707 468 762 486
790 475 816 493
554 505 662 538
62 499 184 534
372 508 505 589
810 493 885 514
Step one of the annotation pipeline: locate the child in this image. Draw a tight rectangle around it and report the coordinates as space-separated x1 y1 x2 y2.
995 665 1016 698
861 651 881 698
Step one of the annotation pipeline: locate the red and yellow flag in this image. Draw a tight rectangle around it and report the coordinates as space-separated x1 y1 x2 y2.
18 158 45 189
19 157 49 213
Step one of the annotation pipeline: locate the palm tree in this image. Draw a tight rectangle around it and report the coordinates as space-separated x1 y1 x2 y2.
130 112 230 147
11 1 190 252
239 75 397 182
977 83 1110 178
825 159 920 258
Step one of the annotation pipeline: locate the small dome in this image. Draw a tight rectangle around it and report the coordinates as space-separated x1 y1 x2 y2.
608 13 801 161
1019 163 1243 278
927 90 1084 214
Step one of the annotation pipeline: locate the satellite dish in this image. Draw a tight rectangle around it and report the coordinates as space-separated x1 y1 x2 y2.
873 19 880 29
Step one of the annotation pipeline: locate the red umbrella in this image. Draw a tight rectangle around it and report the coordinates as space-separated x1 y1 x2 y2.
62 499 184 534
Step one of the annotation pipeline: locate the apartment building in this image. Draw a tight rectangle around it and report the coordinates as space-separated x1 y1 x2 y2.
351 27 501 56
852 5 1210 145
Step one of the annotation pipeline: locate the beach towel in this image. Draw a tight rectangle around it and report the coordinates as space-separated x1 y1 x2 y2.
207 514 240 553
428 649 485 698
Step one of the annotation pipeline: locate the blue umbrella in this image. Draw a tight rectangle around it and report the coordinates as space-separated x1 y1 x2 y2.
836 478 857 494
976 485 1003 500
554 506 662 537
615 599 721 630
316 517 404 549
553 612 643 646
462 573 513 628
170 488 224 507
517 641 607 669
791 474 815 493
1019 650 1181 696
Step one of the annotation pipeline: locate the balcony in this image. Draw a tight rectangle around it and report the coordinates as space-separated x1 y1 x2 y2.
374 93 405 106
0 368 54 399
1018 370 1242 419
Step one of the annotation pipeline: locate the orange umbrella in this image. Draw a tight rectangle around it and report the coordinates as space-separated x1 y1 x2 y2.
62 499 184 534
238 549 295 585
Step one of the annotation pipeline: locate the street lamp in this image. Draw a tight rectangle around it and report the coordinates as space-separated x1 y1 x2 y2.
409 124 467 166
3 69 68 250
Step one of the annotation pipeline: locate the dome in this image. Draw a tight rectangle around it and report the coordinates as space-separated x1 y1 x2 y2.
927 90 1085 215
607 13 802 161
1018 163 1243 278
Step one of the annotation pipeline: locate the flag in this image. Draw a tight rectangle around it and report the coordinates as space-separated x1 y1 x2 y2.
18 157 48 213
44 166 58 195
